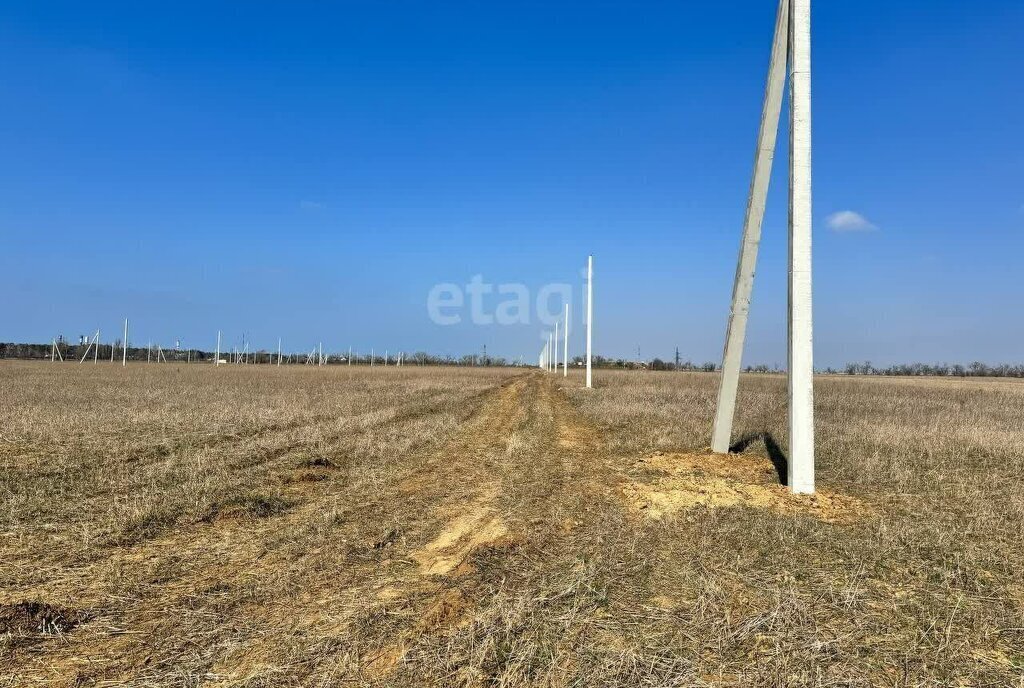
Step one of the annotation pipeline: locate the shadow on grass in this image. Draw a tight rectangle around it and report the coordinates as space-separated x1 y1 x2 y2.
729 432 789 486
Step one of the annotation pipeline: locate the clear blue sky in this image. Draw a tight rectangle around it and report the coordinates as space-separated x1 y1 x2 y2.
2 1 1022 366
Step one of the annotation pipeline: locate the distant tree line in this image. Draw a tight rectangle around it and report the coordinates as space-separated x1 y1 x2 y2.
574 354 1024 378
827 361 1024 378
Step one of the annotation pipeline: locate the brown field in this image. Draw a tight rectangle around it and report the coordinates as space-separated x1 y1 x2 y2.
2 361 1023 686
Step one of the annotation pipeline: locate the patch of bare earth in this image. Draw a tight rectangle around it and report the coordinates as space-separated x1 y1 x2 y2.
623 451 871 522
412 494 509 576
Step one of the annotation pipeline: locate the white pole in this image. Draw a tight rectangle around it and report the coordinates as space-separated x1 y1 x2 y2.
554 321 559 372
348 345 352 366
563 303 569 377
788 0 814 494
277 337 282 366
94 330 99 363
215 330 221 365
711 0 789 454
123 319 128 367
585 255 593 388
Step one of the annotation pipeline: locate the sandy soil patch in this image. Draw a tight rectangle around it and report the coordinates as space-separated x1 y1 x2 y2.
412 497 508 576
623 451 870 522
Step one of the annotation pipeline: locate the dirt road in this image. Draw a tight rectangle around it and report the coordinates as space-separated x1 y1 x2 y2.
4 372 630 685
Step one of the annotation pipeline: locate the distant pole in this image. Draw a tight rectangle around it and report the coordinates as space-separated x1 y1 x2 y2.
385 350 388 367
215 330 221 365
94 329 100 363
563 303 569 377
319 342 323 367
277 337 282 366
348 345 352 366
123 319 128 367
371 348 374 367
586 255 593 388
147 341 151 363
554 321 559 372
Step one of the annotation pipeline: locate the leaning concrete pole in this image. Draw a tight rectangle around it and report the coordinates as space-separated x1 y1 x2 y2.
788 0 814 494
711 0 790 453
585 255 593 388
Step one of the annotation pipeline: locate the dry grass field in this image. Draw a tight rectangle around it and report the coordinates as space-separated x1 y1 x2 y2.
2 361 1023 686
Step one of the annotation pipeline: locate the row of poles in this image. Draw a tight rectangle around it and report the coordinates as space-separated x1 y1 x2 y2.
539 255 593 389
53 320 413 369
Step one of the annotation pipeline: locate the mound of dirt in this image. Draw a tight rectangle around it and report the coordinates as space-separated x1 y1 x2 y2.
298 456 337 469
623 452 870 523
204 492 295 522
0 601 90 638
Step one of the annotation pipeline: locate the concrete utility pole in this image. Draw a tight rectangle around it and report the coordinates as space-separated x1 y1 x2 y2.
563 303 569 377
787 0 815 494
585 255 593 388
554 321 559 372
711 0 814 494
123 319 129 367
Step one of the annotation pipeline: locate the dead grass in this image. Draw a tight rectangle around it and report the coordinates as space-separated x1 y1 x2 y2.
1 362 1022 686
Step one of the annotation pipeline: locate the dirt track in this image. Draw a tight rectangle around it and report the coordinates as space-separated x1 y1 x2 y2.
5 371 636 685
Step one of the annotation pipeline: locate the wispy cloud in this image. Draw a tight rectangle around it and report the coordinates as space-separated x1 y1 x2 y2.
826 210 877 233
299 200 325 211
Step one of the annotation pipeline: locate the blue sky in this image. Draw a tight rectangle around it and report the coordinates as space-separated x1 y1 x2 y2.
1 1 1022 366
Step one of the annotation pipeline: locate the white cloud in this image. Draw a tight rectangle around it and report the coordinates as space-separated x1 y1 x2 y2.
826 210 877 233
299 200 325 211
